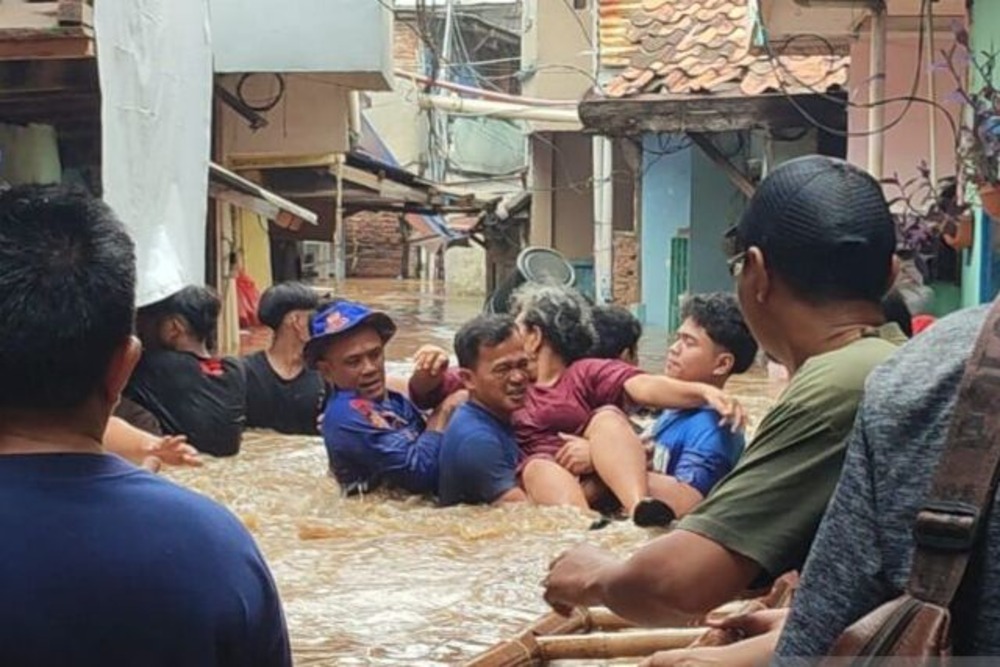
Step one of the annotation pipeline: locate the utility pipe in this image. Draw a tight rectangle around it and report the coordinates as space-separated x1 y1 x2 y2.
924 0 937 184
867 1 887 178
592 136 614 305
418 94 580 124
396 69 575 107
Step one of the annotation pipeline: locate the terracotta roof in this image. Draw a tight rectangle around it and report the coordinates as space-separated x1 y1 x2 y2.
601 0 849 99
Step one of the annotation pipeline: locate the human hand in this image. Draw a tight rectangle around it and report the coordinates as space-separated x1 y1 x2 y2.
555 433 594 475
542 544 617 616
145 435 203 467
413 344 450 377
706 608 788 637
140 456 163 473
701 387 746 432
440 389 469 416
639 648 730 667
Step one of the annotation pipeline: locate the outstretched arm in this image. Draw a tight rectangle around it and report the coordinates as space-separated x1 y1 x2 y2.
624 375 745 430
544 529 761 626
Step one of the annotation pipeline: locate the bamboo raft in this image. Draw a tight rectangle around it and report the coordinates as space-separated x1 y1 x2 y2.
466 572 798 666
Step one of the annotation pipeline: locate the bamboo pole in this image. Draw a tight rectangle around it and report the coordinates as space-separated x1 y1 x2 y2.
536 628 706 661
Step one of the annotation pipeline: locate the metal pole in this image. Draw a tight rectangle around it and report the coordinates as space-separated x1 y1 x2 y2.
867 1 887 179
593 136 614 305
924 0 937 184
333 153 346 283
432 0 455 183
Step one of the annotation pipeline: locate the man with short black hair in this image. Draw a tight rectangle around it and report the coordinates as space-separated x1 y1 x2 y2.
244 282 326 434
591 305 643 364
438 314 530 506
0 184 290 666
543 155 908 625
646 292 757 517
125 285 246 456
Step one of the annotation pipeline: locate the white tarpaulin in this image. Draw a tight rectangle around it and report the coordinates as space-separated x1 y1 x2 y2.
96 0 213 306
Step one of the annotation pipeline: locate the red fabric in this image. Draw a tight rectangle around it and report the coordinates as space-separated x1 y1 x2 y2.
409 369 465 411
512 359 644 459
912 314 937 335
236 270 261 328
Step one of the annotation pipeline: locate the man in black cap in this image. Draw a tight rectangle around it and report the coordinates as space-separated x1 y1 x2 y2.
543 155 908 625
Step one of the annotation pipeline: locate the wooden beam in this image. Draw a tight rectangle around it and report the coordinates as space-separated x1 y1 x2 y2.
579 92 847 135
0 34 94 61
58 1 93 28
687 132 756 198
226 152 340 171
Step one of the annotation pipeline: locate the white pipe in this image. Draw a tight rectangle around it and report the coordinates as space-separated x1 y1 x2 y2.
924 0 937 184
418 94 580 124
867 3 887 178
396 69 574 107
593 136 614 305
333 154 346 283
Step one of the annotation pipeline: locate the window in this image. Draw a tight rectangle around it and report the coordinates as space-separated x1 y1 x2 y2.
573 0 588 9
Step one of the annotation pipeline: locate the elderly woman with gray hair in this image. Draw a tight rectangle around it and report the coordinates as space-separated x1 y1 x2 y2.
510 284 744 527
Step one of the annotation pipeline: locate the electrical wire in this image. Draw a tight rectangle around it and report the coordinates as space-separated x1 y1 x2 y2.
236 73 285 112
755 0 959 144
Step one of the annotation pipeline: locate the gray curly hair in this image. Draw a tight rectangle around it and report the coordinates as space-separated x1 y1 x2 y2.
511 283 595 363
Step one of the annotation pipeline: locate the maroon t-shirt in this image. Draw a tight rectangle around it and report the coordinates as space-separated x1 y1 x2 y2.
512 358 643 460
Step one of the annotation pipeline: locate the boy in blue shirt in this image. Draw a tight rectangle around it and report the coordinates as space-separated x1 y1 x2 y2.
647 292 758 517
438 314 530 506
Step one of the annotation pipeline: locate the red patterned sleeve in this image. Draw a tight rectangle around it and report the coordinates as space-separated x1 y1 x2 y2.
408 368 465 411
573 358 645 409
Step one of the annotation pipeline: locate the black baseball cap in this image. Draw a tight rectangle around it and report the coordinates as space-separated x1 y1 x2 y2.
725 155 896 302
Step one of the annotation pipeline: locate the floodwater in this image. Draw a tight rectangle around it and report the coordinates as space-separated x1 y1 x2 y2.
168 280 783 665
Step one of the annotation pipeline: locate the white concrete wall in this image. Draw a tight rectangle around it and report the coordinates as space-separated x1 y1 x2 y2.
445 244 487 296
210 0 394 91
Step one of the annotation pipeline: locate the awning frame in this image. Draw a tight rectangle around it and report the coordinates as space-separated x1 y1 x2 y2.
209 162 318 230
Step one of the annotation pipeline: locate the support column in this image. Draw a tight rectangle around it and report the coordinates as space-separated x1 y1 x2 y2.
332 153 346 284
592 135 614 304
867 1 887 178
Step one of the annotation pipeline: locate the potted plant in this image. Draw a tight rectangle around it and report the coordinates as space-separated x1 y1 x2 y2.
883 165 971 258
939 22 1000 219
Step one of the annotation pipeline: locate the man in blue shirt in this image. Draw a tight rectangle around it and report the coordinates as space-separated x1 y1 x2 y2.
439 314 531 506
647 292 758 517
307 300 464 496
0 185 290 667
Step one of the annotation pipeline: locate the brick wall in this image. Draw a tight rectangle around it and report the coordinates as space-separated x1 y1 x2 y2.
394 21 421 71
612 231 639 306
346 211 405 278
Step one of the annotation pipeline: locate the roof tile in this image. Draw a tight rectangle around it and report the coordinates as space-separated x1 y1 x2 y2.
601 0 849 99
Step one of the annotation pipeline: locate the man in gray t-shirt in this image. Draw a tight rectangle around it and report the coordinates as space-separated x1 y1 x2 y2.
777 305 1000 657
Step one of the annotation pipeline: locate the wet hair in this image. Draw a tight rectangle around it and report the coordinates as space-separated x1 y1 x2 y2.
680 293 758 374
882 289 913 338
454 314 518 369
0 185 136 411
511 284 595 364
590 305 642 360
139 285 220 347
258 281 320 330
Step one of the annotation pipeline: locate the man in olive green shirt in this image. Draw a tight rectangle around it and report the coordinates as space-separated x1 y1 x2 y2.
542 155 905 625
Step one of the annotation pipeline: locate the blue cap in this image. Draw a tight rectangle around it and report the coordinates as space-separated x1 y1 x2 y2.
304 300 396 366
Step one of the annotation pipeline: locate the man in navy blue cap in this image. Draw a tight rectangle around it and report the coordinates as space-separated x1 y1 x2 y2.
306 300 465 496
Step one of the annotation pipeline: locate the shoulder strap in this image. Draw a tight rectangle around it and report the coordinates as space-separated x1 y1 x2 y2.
907 297 1000 606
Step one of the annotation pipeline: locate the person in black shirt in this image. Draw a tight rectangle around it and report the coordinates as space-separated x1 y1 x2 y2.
124 286 246 457
244 282 327 435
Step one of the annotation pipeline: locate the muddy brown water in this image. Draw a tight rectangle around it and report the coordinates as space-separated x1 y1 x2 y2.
168 280 782 665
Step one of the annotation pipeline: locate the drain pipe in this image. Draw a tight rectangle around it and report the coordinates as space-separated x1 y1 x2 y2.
867 0 887 178
592 136 614 305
